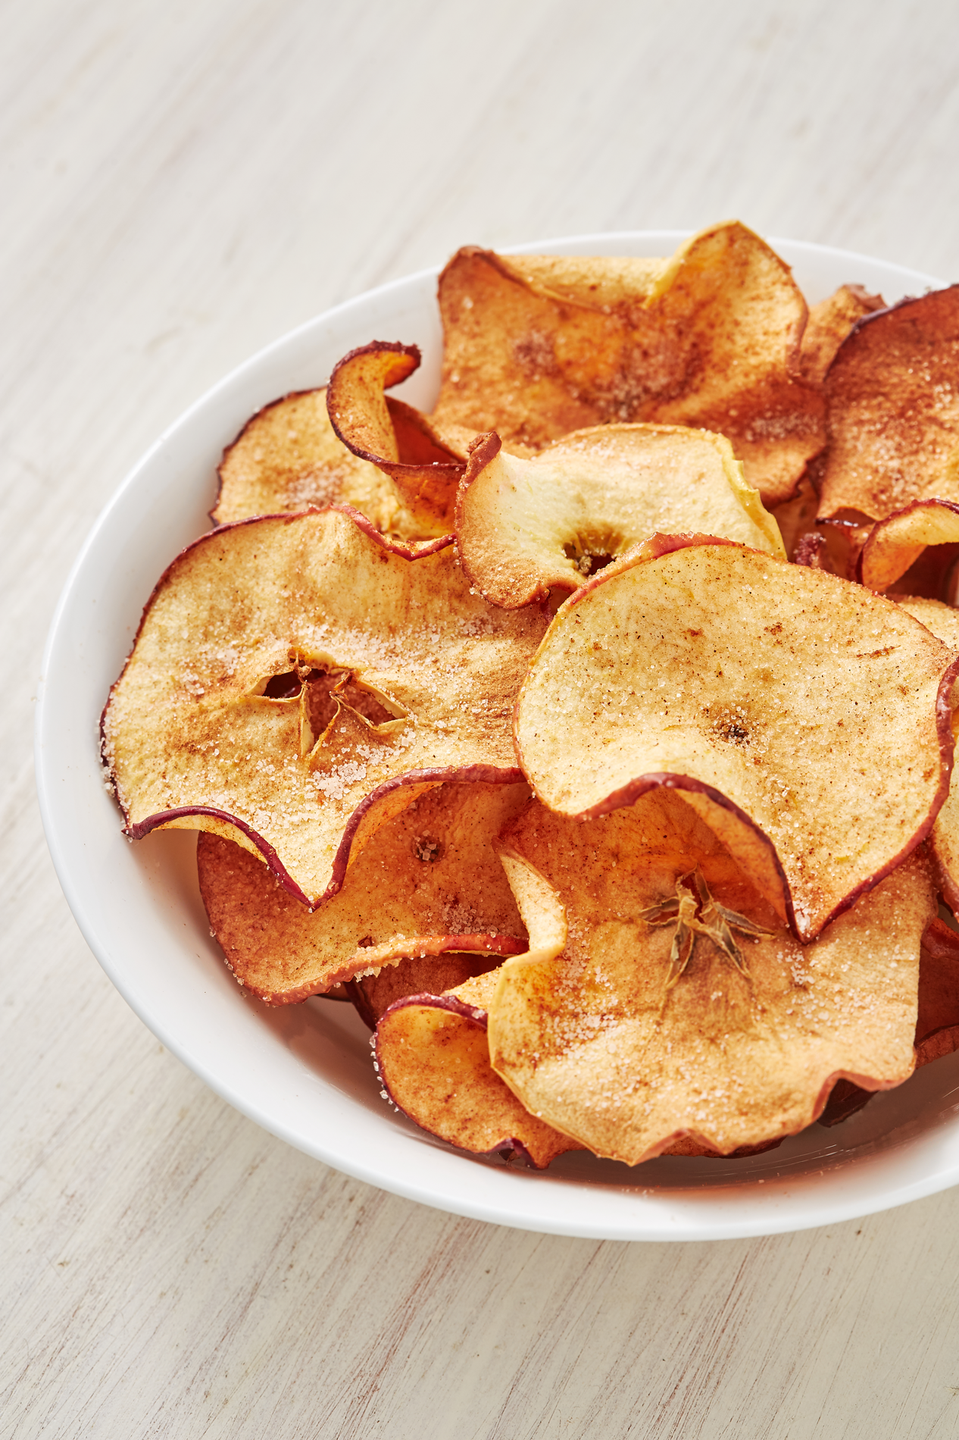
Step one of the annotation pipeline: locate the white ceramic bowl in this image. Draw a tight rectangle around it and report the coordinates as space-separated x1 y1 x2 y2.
36 233 959 1241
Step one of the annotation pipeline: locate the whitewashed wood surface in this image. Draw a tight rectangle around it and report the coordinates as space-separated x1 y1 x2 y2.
5 2 959 1436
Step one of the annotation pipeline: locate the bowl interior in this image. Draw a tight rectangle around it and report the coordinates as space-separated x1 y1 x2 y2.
36 233 959 1241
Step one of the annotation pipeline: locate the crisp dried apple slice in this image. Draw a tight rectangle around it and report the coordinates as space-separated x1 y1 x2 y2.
348 952 500 1029
433 222 824 505
515 538 958 941
213 387 410 533
819 916 959 1125
375 968 580 1167
326 342 468 535
456 426 784 608
197 778 530 1003
487 793 935 1164
817 287 959 521
893 596 959 916
103 508 547 904
799 283 884 385
859 499 959 593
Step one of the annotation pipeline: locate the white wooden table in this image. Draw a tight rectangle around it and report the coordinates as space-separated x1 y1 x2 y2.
5 3 959 1435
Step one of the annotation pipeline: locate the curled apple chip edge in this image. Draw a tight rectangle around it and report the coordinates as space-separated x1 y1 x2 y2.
347 951 503 1030
101 507 548 906
326 341 470 535
485 791 936 1166
432 220 824 507
817 285 959 522
514 536 959 943
455 426 785 609
196 776 531 1004
213 386 415 537
858 498 959 593
374 967 581 1170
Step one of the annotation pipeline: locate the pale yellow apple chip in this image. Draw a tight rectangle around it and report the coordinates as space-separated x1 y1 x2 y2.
486 793 936 1164
799 283 885 385
197 779 530 1004
455 426 784 608
326 341 468 535
213 387 410 533
514 538 958 941
433 221 824 505
859 499 959 593
817 286 959 520
103 508 547 904
375 968 581 1168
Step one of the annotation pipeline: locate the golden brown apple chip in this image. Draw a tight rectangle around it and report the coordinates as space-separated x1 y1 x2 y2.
859 499 959 593
326 342 468 535
892 596 959 916
486 793 935 1164
455 426 784 608
213 388 410 533
819 916 959 1125
817 287 959 521
433 222 824 505
103 508 547 904
514 538 958 941
799 284 885 385
375 968 581 1167
197 779 530 1004
348 952 501 1029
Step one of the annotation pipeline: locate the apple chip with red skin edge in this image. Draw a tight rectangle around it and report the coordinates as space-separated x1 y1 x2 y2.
514 537 959 942
817 286 959 522
196 778 530 1005
213 387 412 534
432 222 824 507
102 508 548 906
326 342 469 536
347 951 503 1030
858 499 959 594
455 426 784 609
486 792 936 1166
375 968 582 1168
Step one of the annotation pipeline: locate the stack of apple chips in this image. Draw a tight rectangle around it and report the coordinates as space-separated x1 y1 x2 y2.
102 222 959 1167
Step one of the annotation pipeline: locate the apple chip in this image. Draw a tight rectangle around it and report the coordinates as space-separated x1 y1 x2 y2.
197 778 530 1004
893 596 959 916
455 426 784 608
859 499 959 593
375 968 580 1168
348 952 500 1029
819 916 959 1125
799 283 885 385
515 538 958 941
433 222 824 505
326 342 468 535
817 286 959 520
213 387 410 533
103 508 547 904
487 793 935 1164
